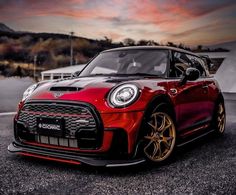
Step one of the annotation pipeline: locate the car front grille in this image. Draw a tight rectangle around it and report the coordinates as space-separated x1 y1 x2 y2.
17 101 102 149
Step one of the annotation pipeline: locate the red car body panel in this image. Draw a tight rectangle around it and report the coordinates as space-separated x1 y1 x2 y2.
8 46 223 167
17 78 167 154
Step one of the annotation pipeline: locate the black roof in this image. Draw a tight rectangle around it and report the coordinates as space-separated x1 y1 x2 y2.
103 46 199 57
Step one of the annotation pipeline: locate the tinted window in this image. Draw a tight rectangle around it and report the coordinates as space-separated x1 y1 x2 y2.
169 52 191 78
169 52 206 78
80 50 168 77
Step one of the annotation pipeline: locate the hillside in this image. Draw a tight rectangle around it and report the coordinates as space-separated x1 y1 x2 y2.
0 24 124 77
0 23 232 77
0 23 14 33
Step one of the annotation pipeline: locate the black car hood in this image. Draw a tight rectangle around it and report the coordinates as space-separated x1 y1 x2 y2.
48 76 150 89
28 75 167 113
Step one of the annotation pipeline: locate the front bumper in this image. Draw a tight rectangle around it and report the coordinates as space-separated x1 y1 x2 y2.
10 100 146 167
8 141 145 167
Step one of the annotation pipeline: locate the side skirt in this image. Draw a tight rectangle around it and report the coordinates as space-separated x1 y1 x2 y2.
176 129 215 147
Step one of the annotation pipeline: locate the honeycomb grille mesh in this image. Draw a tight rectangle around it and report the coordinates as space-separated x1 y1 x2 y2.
18 102 96 138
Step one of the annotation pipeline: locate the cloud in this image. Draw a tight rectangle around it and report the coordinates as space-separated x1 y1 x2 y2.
0 0 85 19
1 0 235 25
169 23 222 39
164 0 234 17
1 0 236 45
126 0 236 30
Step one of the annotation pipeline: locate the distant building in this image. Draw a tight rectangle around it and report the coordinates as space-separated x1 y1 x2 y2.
196 52 229 74
41 64 85 80
215 49 236 94
41 64 117 80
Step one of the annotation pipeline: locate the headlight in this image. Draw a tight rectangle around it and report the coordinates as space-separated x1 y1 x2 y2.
22 83 38 101
108 84 140 108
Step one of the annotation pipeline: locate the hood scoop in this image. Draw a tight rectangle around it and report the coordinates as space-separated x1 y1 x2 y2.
50 86 82 92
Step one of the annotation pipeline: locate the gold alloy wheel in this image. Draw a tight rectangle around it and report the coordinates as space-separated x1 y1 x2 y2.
144 112 176 162
217 103 226 133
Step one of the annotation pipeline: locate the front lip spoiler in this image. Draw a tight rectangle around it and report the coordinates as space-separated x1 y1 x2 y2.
8 141 146 167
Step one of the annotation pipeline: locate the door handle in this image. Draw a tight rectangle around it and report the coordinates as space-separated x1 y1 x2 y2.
202 85 208 89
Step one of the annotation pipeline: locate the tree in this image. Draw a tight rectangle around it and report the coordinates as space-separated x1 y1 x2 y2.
149 40 159 46
137 39 149 46
12 66 22 77
104 36 112 44
123 38 136 46
197 45 203 51
167 42 177 48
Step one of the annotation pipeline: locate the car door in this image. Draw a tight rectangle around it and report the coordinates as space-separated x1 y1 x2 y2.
168 51 210 138
193 55 216 120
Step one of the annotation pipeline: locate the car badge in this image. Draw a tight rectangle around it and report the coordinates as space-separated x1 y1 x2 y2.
53 92 64 98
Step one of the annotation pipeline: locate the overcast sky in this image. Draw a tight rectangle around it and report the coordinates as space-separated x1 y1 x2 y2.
1 0 236 46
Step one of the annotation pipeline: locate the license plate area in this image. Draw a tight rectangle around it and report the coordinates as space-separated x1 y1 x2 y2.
37 117 64 137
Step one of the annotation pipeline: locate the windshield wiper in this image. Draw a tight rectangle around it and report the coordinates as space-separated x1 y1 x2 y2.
120 73 163 78
87 73 129 77
129 73 161 77
79 73 162 78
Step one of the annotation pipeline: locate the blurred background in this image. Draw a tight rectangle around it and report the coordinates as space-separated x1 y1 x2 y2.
0 0 235 80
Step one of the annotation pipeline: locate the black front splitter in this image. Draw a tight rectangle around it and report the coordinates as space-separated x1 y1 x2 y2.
8 141 146 167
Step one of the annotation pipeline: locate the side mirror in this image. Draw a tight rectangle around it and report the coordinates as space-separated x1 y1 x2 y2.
180 67 200 85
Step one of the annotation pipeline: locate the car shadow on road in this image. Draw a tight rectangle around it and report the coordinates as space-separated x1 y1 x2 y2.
14 123 236 177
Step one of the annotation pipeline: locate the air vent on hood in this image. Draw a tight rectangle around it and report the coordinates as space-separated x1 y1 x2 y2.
50 86 82 92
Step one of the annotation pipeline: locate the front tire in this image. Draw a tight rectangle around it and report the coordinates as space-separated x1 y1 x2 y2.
142 108 176 163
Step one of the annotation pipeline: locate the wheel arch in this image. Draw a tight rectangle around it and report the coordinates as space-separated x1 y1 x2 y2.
212 92 225 115
142 94 176 123
216 92 224 104
133 94 177 158
212 91 226 135
136 94 176 142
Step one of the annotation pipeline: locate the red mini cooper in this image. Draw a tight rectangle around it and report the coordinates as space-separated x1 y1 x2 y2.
8 46 225 167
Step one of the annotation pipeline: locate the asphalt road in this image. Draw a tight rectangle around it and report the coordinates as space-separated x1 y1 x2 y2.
0 78 235 194
0 77 34 112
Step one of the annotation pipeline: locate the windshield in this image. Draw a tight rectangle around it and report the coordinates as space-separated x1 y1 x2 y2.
79 49 168 77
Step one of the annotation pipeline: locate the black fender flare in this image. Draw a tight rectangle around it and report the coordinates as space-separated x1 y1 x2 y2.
132 94 177 158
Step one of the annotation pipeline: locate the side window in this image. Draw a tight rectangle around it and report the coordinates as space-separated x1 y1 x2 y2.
169 52 191 78
169 52 207 78
198 57 210 76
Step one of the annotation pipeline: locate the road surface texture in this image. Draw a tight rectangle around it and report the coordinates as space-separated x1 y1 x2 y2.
0 77 235 194
0 77 34 112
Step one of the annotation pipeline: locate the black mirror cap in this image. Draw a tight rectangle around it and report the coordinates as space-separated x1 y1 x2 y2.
185 67 200 81
180 67 200 85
